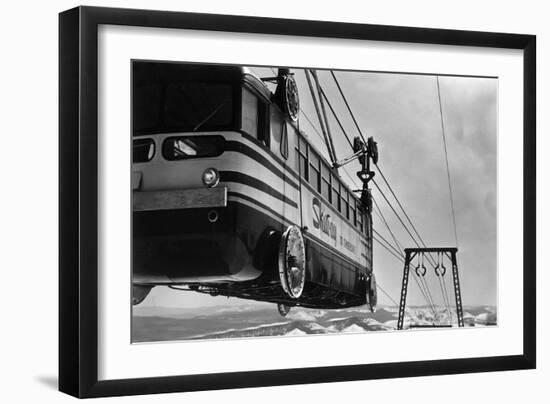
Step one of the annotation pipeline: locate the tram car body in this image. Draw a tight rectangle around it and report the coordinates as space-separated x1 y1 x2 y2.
132 61 376 312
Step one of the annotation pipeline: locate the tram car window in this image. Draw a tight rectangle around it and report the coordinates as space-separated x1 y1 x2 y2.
241 88 258 138
331 174 340 210
257 101 270 147
358 206 364 232
351 199 357 227
338 183 345 214
297 136 308 180
321 163 331 203
162 135 225 160
309 150 321 191
133 138 155 163
342 188 350 219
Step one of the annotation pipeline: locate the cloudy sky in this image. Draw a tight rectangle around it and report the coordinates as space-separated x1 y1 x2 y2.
139 65 497 310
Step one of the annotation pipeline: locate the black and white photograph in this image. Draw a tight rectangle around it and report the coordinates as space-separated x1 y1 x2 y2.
131 61 497 343
0 0 544 401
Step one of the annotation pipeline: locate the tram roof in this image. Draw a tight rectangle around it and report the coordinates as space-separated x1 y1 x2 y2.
240 67 273 101
133 61 272 100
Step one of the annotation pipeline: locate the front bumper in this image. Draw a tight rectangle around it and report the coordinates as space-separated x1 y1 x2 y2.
133 187 227 212
132 192 260 284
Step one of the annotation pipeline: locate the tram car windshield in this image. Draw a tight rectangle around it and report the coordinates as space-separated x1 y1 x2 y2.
132 61 377 315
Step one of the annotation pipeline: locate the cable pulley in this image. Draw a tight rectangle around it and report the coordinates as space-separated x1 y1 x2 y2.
434 252 447 277
353 136 378 184
414 253 427 277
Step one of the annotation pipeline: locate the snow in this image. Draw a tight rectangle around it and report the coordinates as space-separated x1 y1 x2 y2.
384 320 399 329
365 318 382 326
475 312 497 325
341 324 366 333
307 323 329 331
285 328 307 336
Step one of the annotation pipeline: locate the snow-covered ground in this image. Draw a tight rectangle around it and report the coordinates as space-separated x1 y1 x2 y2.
132 304 496 342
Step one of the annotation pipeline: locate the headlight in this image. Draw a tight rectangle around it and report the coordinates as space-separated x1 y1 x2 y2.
202 168 220 188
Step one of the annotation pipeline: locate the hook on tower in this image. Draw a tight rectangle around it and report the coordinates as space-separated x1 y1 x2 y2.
434 252 447 277
414 253 427 277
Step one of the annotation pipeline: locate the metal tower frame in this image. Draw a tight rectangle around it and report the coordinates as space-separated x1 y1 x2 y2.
397 247 464 330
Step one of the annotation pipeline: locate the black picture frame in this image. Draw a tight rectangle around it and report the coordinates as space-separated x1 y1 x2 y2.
59 5 536 398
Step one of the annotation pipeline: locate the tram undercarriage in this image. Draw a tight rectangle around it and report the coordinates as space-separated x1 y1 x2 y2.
167 280 367 311
133 265 370 314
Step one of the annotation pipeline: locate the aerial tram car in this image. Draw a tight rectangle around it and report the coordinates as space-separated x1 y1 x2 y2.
132 61 379 315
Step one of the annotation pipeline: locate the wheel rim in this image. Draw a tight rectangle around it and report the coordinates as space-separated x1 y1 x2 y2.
278 225 306 298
